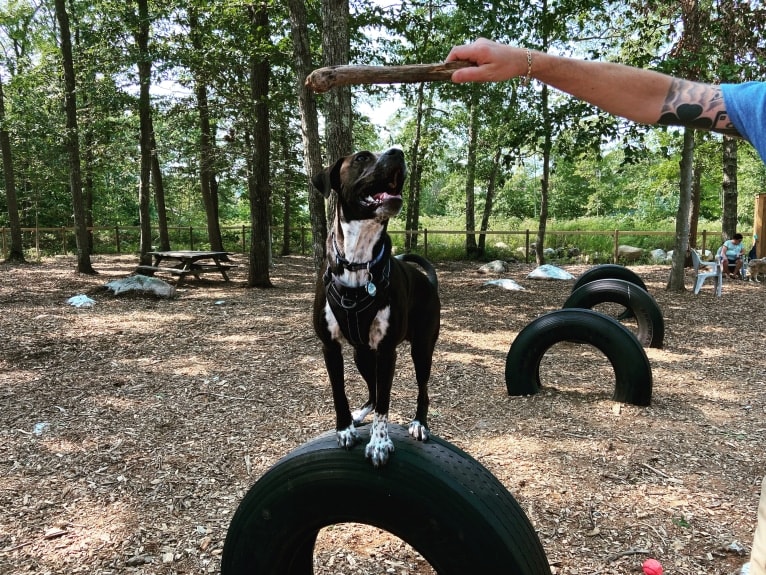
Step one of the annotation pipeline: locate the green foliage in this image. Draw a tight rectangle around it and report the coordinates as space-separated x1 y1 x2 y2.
1 0 765 263
389 212 727 262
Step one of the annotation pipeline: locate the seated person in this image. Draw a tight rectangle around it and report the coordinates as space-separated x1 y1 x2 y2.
718 233 745 278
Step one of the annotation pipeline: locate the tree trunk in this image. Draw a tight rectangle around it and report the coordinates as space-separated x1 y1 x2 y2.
722 135 738 240
667 128 695 291
73 8 94 257
196 82 223 251
464 88 479 258
83 124 94 255
321 0 352 164
189 9 223 252
718 0 738 243
405 82 426 252
149 116 170 251
247 3 273 288
0 78 25 263
688 131 706 251
54 0 94 274
321 0 352 227
666 0 705 290
287 0 326 276
280 129 291 256
134 0 153 266
536 83 551 267
478 146 502 254
689 159 701 250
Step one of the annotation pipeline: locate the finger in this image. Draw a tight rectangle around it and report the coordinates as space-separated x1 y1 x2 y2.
451 66 481 83
453 65 501 83
445 46 472 64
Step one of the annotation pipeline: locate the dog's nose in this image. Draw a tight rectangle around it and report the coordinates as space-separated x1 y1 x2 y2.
383 148 404 159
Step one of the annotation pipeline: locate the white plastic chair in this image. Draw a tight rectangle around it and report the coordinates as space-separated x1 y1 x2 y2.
691 249 723 296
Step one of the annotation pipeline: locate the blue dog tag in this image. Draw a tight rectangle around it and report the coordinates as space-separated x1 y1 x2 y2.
366 282 377 296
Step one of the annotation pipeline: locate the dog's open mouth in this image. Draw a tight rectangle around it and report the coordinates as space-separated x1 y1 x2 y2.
362 169 404 207
364 190 402 206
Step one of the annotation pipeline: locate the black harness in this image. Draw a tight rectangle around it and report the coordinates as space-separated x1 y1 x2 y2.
324 237 392 347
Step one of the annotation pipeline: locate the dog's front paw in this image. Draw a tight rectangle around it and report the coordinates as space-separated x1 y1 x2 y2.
336 425 359 449
365 413 394 467
408 420 429 442
365 434 394 467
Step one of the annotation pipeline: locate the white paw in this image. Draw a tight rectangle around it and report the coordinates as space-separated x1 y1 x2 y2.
365 434 394 467
365 414 394 467
336 425 359 449
352 404 373 425
408 420 429 442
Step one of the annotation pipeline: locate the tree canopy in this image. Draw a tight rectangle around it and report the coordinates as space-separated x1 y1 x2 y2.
1 0 766 266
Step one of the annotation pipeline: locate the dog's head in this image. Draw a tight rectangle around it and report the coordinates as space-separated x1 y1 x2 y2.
312 148 406 221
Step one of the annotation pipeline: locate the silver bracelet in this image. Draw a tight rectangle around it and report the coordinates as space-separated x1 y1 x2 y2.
521 48 533 87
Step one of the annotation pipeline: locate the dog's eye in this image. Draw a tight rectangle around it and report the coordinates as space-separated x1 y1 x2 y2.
355 152 372 163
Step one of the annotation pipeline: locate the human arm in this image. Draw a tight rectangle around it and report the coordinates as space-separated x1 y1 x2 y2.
446 38 740 137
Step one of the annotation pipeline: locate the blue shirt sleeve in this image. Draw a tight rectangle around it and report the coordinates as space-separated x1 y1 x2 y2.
721 82 766 162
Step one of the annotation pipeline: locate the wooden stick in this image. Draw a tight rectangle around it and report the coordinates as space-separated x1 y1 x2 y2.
640 461 669 478
605 548 651 562
305 61 474 93
640 461 683 483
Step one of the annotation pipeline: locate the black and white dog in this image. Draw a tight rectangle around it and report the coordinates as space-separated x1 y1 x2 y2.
311 148 440 467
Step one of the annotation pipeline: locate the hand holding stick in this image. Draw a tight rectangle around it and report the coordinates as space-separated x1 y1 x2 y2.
305 61 474 93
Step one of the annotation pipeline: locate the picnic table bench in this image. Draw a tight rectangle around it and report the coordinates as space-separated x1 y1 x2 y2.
135 251 237 286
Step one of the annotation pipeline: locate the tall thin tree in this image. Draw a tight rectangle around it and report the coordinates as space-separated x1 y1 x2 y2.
131 0 153 265
189 8 224 252
287 0 327 276
464 88 480 258
321 0 352 164
533 0 552 267
405 82 429 252
0 77 24 263
149 117 170 251
246 2 273 288
666 0 707 291
719 0 739 241
53 0 94 273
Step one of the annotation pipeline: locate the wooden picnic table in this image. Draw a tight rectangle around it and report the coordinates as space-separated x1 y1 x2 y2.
136 250 237 285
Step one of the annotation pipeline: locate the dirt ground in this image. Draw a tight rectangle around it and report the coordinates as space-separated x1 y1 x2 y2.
0 254 763 575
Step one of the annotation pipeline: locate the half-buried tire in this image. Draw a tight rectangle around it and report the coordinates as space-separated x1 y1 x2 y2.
221 423 552 575
562 278 664 348
571 264 648 293
505 308 652 406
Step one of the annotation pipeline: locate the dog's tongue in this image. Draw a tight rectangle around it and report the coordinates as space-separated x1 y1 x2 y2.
373 191 401 202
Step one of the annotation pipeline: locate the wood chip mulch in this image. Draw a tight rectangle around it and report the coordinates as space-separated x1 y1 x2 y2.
0 254 762 575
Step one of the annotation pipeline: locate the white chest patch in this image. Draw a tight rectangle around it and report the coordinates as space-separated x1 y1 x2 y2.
368 306 390 349
334 220 384 288
324 302 342 341
341 220 380 261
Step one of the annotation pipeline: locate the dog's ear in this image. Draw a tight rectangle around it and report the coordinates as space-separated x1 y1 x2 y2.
311 169 333 198
311 157 345 198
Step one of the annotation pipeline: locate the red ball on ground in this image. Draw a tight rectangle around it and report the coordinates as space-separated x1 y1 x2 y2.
642 558 663 575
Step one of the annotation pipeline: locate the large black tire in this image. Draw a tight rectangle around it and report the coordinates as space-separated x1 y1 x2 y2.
571 265 648 321
570 264 648 293
222 424 551 575
505 308 652 406
562 278 665 348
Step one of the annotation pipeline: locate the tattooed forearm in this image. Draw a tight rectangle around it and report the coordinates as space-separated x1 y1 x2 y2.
657 79 741 137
